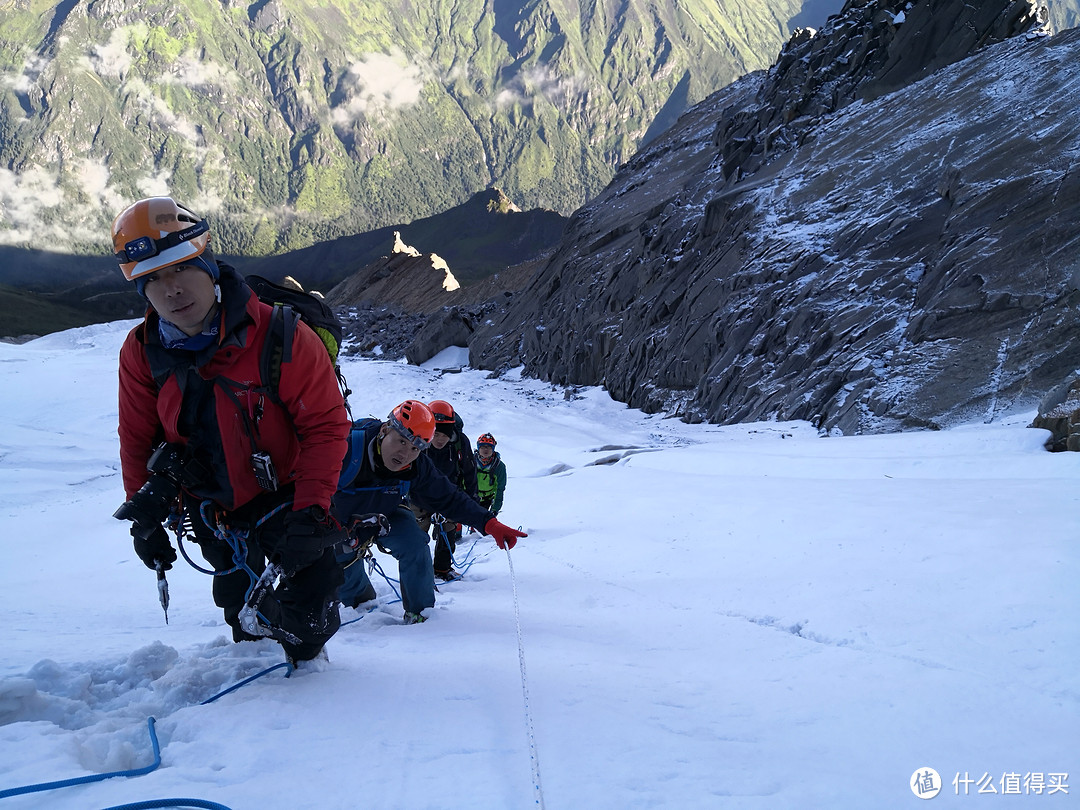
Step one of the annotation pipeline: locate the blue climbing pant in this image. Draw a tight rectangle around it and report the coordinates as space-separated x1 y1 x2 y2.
337 505 436 615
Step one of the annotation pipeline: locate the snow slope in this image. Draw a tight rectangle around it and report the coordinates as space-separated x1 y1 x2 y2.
0 322 1076 808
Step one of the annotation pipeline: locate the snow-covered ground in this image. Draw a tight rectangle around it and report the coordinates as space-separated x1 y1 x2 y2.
0 321 1076 808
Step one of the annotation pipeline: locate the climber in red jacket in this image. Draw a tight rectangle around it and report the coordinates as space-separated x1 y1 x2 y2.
113 196 350 664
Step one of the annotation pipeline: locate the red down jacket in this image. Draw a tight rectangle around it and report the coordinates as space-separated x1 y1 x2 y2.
118 266 348 513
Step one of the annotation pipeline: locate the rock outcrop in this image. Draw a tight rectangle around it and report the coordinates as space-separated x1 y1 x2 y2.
326 250 454 316
468 0 1079 434
1030 376 1080 450
328 237 540 362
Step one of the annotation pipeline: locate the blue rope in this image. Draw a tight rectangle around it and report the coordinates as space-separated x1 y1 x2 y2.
100 800 233 810
451 535 483 576
367 555 402 602
338 554 403 626
0 717 161 800
455 535 479 564
175 534 220 576
199 662 293 704
199 502 259 586
0 660 295 803
435 534 489 581
431 519 472 580
183 499 293 584
339 601 382 627
1 522 301 807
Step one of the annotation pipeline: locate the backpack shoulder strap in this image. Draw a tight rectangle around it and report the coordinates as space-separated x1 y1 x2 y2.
339 419 379 487
259 303 299 402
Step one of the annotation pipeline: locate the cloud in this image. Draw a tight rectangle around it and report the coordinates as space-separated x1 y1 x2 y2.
159 52 236 91
0 30 227 248
75 157 127 217
0 166 76 246
122 77 203 145
0 53 49 120
330 51 426 125
0 161 179 247
494 64 590 110
135 168 174 198
85 28 134 80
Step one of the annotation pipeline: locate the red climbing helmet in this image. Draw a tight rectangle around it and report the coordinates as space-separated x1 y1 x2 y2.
428 399 455 424
387 400 436 449
477 433 496 448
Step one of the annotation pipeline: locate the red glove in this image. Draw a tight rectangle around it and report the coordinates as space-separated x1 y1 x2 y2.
485 518 527 550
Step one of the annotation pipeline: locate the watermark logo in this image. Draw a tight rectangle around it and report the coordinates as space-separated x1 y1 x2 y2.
953 771 1069 796
912 767 943 799
911 768 1069 798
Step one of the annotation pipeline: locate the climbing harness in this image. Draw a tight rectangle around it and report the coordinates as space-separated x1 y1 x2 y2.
178 500 303 645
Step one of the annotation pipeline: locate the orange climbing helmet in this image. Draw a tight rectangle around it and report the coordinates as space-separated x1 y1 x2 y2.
428 400 455 424
112 197 214 284
387 400 436 448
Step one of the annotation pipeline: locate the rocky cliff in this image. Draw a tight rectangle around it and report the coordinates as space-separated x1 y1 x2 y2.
468 0 1080 434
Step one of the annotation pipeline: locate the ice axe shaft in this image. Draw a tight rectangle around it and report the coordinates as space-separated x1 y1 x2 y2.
155 560 170 624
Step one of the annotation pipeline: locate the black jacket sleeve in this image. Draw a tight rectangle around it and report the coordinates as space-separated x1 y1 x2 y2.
411 453 494 530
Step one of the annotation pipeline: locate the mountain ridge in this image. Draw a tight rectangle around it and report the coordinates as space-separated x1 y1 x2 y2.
467 0 1080 434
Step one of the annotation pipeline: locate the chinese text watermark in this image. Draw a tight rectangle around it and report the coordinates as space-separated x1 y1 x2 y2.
910 769 1069 799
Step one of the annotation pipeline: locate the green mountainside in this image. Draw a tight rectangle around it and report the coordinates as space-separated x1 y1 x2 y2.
0 0 836 280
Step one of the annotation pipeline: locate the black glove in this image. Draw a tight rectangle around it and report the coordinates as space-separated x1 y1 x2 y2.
280 506 344 574
131 524 176 571
346 513 390 553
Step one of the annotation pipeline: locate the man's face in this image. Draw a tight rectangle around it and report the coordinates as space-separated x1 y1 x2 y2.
142 263 218 336
478 444 494 459
380 427 422 471
430 430 452 450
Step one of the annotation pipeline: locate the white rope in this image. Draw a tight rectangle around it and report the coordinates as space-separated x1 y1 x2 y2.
506 548 547 809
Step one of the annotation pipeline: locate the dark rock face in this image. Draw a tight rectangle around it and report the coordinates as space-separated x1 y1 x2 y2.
469 0 1078 434
329 241 539 363
718 0 1049 183
406 308 477 365
326 251 456 316
338 304 426 361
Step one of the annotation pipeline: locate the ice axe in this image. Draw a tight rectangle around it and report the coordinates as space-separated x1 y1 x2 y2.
155 560 170 624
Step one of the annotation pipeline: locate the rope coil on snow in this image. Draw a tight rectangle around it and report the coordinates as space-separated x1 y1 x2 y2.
506 548 546 809
100 798 233 809
0 717 162 801
0 661 294 804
